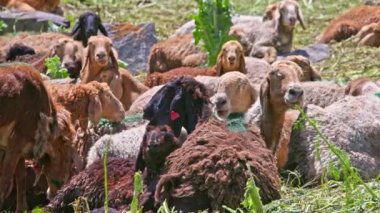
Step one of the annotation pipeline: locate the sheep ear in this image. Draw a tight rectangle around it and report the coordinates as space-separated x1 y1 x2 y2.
216 48 224 76
70 21 80 36
296 5 306 30
135 135 147 172
260 77 270 115
98 23 108 36
80 47 91 81
88 94 102 124
110 48 119 73
239 53 247 74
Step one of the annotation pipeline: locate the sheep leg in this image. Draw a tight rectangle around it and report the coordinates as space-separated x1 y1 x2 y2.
15 158 27 212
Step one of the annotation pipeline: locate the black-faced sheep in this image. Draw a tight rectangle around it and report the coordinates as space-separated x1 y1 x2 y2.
148 33 207 73
49 125 181 212
46 81 125 131
80 35 148 110
71 12 108 47
317 5 380 43
0 63 59 212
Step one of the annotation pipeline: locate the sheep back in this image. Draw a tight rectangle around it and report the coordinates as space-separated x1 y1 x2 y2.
286 95 380 183
302 81 346 108
157 119 280 211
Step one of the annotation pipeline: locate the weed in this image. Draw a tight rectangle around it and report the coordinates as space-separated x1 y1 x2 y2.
44 56 69 79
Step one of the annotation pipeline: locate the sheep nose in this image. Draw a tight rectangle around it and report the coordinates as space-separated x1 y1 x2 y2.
96 52 106 59
228 55 236 62
288 86 303 98
289 17 297 24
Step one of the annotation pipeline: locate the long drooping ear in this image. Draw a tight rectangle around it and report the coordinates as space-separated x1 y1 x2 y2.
88 94 103 124
70 21 80 37
110 47 119 74
135 128 150 172
80 46 91 81
273 6 282 31
296 4 306 30
215 48 225 76
259 76 270 115
263 3 278 21
98 23 108 36
239 51 247 74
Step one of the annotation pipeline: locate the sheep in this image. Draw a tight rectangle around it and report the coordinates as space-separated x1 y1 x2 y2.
5 43 35 61
345 77 380 96
244 56 271 85
46 81 125 131
284 55 322 81
71 12 108 47
301 81 346 108
1 0 60 13
148 33 207 73
145 67 217 88
285 95 380 183
230 0 306 63
356 22 380 47
49 125 181 212
145 40 246 87
195 75 220 96
87 76 210 166
316 5 380 43
154 119 281 211
154 58 305 211
50 38 84 79
127 85 164 114
80 35 148 110
0 63 59 212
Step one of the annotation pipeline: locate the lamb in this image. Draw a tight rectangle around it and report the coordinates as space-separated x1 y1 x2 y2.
345 77 380 96
230 0 306 63
356 22 380 46
285 95 380 182
148 33 207 73
1 0 60 13
154 58 305 211
46 81 125 131
0 63 59 212
316 5 380 43
80 35 148 110
49 125 181 212
145 40 246 87
86 76 210 166
70 12 108 47
50 38 84 79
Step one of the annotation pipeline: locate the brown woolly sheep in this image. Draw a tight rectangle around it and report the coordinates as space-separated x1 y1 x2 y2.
80 35 148 110
356 22 380 46
46 81 125 131
1 0 60 13
148 33 207 73
0 63 59 212
345 77 380 96
317 5 380 43
49 125 181 212
154 119 281 211
230 0 306 63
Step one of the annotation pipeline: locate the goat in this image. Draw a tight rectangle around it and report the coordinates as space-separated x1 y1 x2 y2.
0 63 59 212
46 81 125 131
80 35 148 110
71 12 108 47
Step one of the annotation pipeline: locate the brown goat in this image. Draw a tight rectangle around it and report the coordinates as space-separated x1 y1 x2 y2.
148 34 207 73
80 35 148 110
356 22 380 47
345 77 380 96
50 38 84 79
317 5 380 43
1 0 60 12
0 63 59 212
216 40 247 76
46 81 125 131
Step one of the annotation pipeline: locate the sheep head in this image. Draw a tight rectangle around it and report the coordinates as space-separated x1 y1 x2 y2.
216 40 246 76
71 12 108 47
87 81 125 124
135 125 180 174
51 38 83 79
210 92 231 121
265 0 306 30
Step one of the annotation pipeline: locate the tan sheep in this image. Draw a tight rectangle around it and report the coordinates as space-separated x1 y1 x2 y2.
80 35 148 110
46 81 125 131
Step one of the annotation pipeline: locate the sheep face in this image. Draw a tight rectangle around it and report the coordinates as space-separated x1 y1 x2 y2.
87 36 116 67
51 38 83 79
96 83 125 123
71 12 108 46
211 92 231 120
216 40 246 76
277 0 306 29
261 60 304 111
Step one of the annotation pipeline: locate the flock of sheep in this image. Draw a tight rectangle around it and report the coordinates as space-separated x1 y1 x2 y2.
0 0 380 212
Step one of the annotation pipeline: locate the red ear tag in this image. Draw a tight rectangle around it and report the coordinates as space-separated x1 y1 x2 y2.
171 111 180 121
